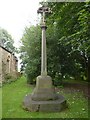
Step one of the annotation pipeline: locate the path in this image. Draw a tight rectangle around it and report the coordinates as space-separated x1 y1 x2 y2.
56 82 90 99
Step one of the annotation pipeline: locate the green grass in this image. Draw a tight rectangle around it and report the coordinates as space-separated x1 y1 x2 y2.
0 87 2 119
2 76 89 118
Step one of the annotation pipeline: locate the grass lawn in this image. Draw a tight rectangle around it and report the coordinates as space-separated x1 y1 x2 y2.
2 76 89 118
0 87 2 119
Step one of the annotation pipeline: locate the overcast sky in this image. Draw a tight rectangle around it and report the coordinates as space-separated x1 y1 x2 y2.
0 0 43 71
0 0 42 48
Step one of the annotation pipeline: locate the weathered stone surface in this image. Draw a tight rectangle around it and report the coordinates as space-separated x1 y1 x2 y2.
31 75 58 101
0 46 18 82
23 94 67 112
23 75 67 112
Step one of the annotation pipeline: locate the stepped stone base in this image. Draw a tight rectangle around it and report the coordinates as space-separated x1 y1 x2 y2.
23 75 67 112
23 94 67 112
31 75 58 101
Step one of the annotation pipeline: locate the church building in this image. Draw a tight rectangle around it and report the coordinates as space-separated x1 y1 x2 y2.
0 45 18 84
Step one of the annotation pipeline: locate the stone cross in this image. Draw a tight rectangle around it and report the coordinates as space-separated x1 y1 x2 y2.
23 4 67 112
37 5 51 76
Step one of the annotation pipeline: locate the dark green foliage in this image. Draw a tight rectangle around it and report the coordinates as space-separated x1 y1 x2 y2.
47 2 90 83
20 2 90 85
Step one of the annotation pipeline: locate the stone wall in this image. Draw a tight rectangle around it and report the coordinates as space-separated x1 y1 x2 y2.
0 46 18 83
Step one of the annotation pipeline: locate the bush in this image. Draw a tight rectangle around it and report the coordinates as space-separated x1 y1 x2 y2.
26 73 36 84
53 72 63 86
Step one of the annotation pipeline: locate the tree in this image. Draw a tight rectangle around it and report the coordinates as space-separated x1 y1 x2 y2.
20 2 90 85
20 25 41 84
0 28 15 52
46 2 90 82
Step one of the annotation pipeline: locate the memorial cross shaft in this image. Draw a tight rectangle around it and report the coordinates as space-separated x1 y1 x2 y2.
37 6 51 76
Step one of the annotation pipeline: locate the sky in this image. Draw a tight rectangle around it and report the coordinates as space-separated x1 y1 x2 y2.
0 0 42 47
0 0 43 71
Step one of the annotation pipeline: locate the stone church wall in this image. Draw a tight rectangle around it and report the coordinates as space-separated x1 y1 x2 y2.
0 46 18 83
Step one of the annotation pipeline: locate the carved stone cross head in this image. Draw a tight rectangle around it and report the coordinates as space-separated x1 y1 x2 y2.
37 4 51 23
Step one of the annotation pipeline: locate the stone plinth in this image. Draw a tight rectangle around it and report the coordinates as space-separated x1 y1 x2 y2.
31 75 58 101
23 94 67 112
23 75 67 112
